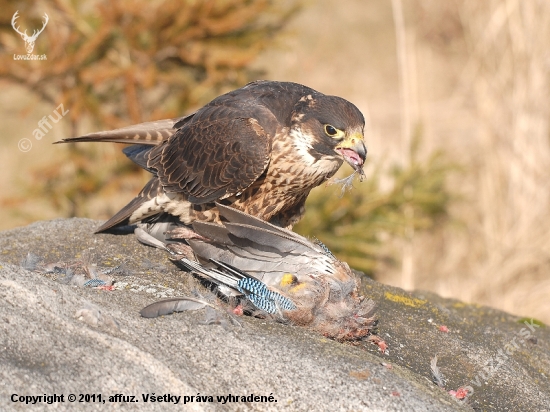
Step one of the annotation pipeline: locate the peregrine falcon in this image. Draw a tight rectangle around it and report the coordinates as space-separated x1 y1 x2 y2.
56 81 367 232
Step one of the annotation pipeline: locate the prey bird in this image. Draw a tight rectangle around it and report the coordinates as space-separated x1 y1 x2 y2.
55 80 367 233
139 203 377 341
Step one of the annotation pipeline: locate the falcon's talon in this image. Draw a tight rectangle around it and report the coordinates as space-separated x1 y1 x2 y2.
166 227 207 241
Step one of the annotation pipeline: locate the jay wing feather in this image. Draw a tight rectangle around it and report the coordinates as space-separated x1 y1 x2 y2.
175 256 297 315
215 203 328 254
224 223 319 255
190 221 234 246
191 222 285 260
176 204 377 341
188 230 334 283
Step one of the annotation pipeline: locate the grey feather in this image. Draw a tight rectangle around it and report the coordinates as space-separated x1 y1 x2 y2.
216 203 327 254
430 356 446 388
216 203 297 237
20 252 42 271
224 223 308 253
134 227 170 251
140 297 208 318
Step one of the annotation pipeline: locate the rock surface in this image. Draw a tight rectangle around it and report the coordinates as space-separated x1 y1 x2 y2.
0 218 548 411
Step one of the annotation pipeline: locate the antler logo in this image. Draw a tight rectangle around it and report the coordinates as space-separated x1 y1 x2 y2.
11 10 49 54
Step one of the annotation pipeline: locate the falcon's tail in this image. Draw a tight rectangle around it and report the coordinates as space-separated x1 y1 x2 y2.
53 118 182 145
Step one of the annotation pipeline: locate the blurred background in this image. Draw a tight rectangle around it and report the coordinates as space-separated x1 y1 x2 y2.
1 0 549 323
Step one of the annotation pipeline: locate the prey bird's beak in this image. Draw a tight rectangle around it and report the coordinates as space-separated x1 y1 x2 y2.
335 132 367 172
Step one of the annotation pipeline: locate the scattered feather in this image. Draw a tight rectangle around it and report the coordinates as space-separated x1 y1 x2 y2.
57 268 75 284
28 248 126 288
140 295 243 328
68 274 87 287
100 263 129 277
20 253 42 271
140 297 208 318
200 306 229 327
328 173 357 196
431 356 446 387
42 263 67 274
75 307 102 327
83 279 108 287
74 304 120 331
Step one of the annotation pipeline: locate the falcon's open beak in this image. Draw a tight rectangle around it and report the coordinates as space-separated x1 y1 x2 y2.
335 132 367 172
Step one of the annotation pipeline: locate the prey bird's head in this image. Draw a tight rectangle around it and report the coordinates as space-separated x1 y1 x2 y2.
290 94 367 173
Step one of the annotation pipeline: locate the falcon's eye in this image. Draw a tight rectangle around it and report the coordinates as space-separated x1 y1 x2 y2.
324 124 342 138
324 125 337 136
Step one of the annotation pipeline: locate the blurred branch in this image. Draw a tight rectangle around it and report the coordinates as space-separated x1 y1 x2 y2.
391 0 418 289
0 0 301 218
1 0 302 130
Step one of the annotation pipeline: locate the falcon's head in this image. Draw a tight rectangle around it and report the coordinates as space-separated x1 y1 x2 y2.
290 94 367 174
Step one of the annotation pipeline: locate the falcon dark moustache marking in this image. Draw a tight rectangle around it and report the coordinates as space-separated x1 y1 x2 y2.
56 80 367 232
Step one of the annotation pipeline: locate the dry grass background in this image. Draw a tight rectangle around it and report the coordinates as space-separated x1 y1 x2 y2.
1 0 549 323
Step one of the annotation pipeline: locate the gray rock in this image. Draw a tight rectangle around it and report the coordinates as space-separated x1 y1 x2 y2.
0 218 548 411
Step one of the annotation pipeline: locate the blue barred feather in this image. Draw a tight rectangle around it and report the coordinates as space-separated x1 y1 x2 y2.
83 279 107 287
237 277 296 313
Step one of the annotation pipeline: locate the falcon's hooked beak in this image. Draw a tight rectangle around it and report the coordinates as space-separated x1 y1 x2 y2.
335 132 367 172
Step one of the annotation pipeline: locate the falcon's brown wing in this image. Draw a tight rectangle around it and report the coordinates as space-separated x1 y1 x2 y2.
94 177 163 233
147 106 271 204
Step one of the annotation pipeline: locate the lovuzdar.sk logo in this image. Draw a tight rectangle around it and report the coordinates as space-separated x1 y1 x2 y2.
11 10 48 60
